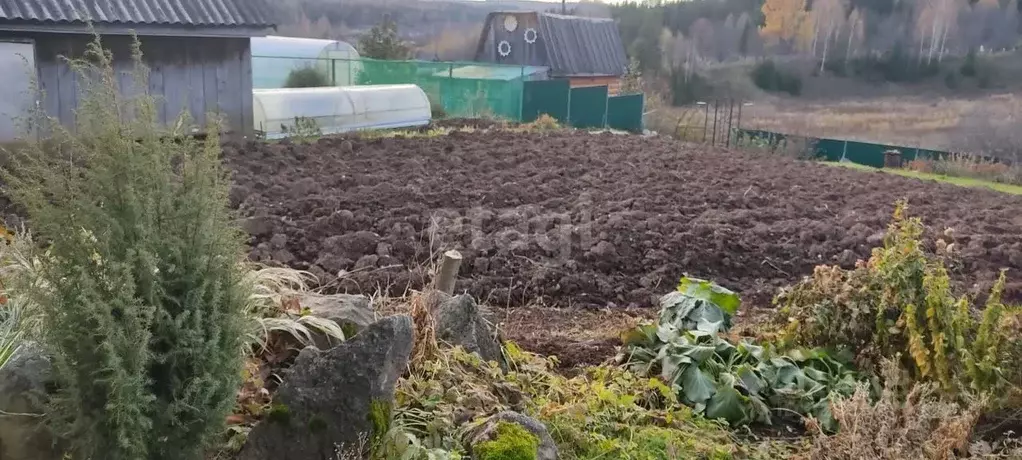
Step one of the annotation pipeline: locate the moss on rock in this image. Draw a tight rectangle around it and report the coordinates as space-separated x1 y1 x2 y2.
368 399 393 441
475 422 540 460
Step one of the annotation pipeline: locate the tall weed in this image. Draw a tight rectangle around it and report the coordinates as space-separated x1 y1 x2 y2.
2 35 248 459
803 361 983 460
777 201 1017 405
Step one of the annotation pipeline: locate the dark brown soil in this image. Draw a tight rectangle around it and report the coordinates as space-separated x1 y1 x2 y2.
223 131 1022 313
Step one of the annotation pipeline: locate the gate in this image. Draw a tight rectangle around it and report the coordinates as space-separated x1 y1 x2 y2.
568 86 608 129
522 80 570 123
607 93 644 133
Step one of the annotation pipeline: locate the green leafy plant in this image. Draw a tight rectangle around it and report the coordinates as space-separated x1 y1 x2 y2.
2 34 248 459
620 278 860 431
284 66 331 88
777 201 1018 405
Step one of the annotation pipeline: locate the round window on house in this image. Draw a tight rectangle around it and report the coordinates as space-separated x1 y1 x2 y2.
524 28 538 44
498 40 512 57
503 15 519 32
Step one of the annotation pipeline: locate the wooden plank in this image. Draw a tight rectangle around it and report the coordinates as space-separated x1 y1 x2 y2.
161 46 188 129
114 58 135 124
239 40 253 137
147 45 166 126
187 45 206 128
37 59 60 127
202 40 219 130
56 57 76 129
217 40 240 135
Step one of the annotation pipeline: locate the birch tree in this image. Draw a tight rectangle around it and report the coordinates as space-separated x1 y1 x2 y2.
813 0 846 71
845 9 864 64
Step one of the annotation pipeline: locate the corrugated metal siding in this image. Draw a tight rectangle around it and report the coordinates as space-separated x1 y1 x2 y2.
538 13 627 78
0 0 274 28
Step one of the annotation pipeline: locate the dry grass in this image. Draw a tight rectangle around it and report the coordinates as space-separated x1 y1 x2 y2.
646 106 717 143
906 153 1022 185
803 363 984 460
741 94 1022 160
742 97 962 149
408 290 442 370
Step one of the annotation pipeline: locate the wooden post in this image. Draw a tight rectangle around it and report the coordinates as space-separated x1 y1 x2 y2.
435 250 463 295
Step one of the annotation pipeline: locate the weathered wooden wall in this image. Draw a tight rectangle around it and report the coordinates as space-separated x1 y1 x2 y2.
2 33 253 136
567 76 622 96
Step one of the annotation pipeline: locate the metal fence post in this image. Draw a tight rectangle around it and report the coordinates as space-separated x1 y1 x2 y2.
726 99 735 148
711 99 719 146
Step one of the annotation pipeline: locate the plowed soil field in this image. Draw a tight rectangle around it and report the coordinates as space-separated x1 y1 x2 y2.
225 130 1022 307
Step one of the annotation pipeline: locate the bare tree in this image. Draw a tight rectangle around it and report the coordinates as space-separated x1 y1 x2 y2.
845 9 864 64
813 0 846 71
689 17 717 62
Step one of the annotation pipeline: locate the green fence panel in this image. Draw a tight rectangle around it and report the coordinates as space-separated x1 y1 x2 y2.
328 57 528 121
606 94 644 133
522 80 570 123
568 86 609 129
814 138 845 162
737 128 966 168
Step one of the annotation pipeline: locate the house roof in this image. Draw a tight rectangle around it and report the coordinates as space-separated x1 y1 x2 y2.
536 13 628 78
0 0 275 35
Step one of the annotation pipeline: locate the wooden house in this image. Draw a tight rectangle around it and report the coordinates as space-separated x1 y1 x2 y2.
474 11 628 95
0 0 276 141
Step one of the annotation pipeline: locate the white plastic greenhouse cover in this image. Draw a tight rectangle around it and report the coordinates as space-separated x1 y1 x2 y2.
253 85 431 139
251 35 361 88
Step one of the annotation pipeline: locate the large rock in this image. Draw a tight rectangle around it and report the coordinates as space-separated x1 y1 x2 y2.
299 293 374 348
238 315 413 460
435 295 505 368
0 343 63 460
468 411 558 460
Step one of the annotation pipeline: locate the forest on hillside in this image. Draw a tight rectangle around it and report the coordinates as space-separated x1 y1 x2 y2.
275 0 1022 100
613 0 1021 81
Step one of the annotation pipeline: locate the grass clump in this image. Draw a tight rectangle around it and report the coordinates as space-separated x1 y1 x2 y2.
2 35 249 460
522 114 561 132
474 422 539 460
776 201 1018 407
394 343 745 459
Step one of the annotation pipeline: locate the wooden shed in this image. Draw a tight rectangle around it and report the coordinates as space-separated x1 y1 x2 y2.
474 12 628 95
0 0 276 141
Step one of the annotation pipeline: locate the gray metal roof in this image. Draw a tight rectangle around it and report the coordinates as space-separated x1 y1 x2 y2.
0 0 275 29
537 13 628 77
